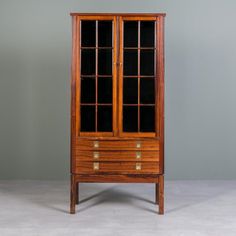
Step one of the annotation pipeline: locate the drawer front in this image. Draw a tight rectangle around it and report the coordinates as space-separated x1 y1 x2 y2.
76 150 159 162
76 139 160 150
75 161 160 174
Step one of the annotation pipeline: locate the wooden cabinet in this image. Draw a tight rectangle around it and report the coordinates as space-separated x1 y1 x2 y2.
70 13 166 214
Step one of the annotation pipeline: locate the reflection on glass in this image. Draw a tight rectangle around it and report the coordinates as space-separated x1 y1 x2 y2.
98 21 112 47
123 106 138 132
81 77 95 103
140 78 155 104
81 21 96 47
140 106 155 132
97 106 112 131
98 49 112 75
123 49 138 75
80 105 95 131
81 49 96 75
98 77 112 103
140 21 155 47
123 78 138 104
140 50 155 75
124 21 138 47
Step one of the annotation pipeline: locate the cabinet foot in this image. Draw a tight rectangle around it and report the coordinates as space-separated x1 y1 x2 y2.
76 182 79 204
155 183 159 204
70 205 75 214
158 175 164 214
70 175 76 214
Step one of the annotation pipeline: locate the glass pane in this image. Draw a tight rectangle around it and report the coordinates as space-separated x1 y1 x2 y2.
140 50 155 75
123 49 138 75
81 77 95 103
123 78 138 104
98 49 112 75
98 21 112 47
97 106 112 131
140 106 155 132
140 21 155 47
124 21 138 47
140 78 155 104
123 106 138 132
81 49 96 75
98 77 112 103
81 21 96 47
80 105 95 131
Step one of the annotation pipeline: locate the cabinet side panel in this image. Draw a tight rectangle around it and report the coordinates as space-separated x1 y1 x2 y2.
71 16 79 173
157 16 165 174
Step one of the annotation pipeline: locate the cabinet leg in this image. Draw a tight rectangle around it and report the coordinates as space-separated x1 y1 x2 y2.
70 175 76 214
76 182 79 204
155 183 159 204
158 175 164 215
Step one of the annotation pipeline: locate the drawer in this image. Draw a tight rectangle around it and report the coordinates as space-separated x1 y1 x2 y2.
76 139 160 151
75 161 160 174
76 150 159 162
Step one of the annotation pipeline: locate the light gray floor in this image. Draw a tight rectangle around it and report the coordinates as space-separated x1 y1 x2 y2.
0 180 236 236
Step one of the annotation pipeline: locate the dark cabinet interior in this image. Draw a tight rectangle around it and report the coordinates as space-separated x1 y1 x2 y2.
79 18 157 134
80 20 113 132
122 20 156 133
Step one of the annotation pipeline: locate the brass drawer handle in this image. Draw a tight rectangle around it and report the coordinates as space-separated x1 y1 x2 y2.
136 152 141 159
93 141 99 148
93 152 99 159
136 163 142 170
93 162 99 170
136 141 141 148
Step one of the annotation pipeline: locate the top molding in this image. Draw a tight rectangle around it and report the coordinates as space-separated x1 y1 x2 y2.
70 13 166 17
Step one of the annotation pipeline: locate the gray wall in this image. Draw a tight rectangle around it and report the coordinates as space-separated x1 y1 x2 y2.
0 0 236 180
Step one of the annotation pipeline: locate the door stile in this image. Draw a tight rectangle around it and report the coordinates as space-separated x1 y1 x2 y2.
118 16 123 137
75 16 80 137
113 16 118 136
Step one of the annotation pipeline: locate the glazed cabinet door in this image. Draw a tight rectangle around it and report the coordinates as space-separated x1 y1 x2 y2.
118 17 159 137
76 16 117 136
72 15 161 138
